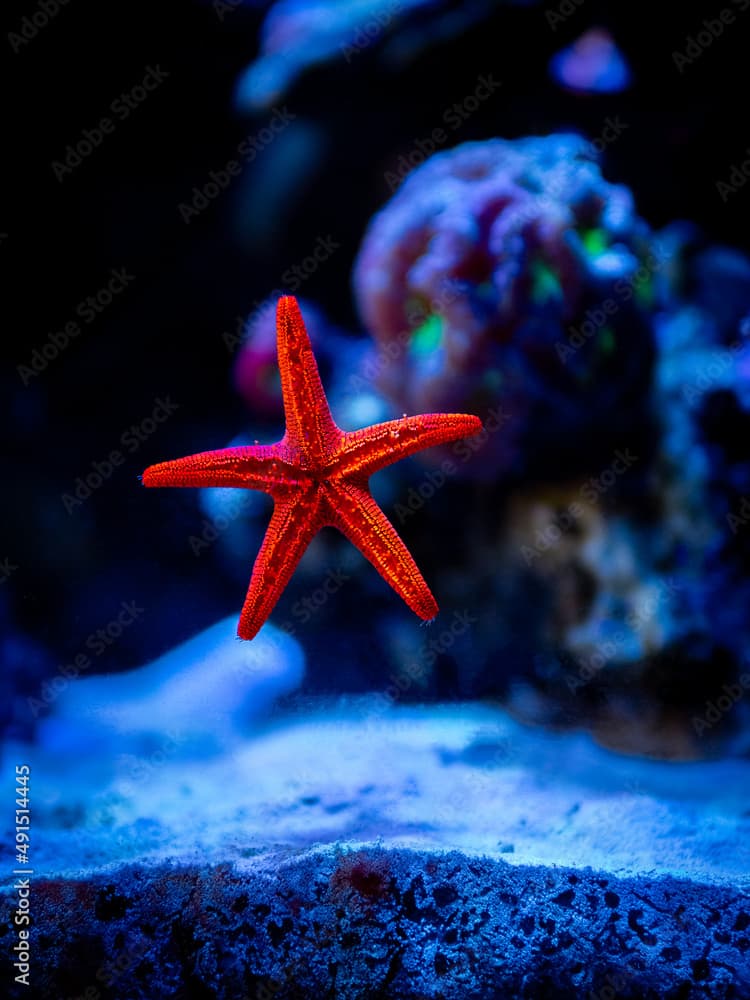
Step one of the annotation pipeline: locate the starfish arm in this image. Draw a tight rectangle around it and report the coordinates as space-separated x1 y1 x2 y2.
238 487 322 639
142 446 285 491
276 296 341 465
327 481 438 621
334 413 483 478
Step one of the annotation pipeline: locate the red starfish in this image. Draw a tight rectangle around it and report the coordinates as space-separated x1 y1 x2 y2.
143 296 483 639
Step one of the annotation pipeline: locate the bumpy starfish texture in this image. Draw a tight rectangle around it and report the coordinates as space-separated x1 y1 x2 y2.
143 296 483 639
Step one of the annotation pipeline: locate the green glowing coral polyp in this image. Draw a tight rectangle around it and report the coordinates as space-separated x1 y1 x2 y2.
581 227 608 257
599 326 615 355
483 368 503 390
634 275 654 308
410 313 444 356
530 260 562 303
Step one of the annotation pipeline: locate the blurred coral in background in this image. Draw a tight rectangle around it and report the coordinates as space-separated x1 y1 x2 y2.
223 133 750 761
6 0 750 766
353 134 656 481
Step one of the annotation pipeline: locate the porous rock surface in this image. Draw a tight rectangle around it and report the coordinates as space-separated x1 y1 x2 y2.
2 701 749 998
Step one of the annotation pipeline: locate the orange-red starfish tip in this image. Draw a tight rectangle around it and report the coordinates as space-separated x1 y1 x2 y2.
143 295 483 639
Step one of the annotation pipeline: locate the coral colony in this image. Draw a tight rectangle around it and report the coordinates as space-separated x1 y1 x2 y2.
353 135 655 477
234 0 518 109
200 133 750 755
548 27 631 94
143 296 482 638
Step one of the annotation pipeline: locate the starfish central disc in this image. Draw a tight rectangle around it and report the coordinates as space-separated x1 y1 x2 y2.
143 296 483 639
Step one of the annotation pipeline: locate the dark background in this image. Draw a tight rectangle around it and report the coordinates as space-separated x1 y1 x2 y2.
3 0 748 676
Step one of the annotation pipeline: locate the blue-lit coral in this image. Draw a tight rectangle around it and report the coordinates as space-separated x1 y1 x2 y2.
549 27 631 95
233 296 341 417
489 229 750 754
36 615 305 761
234 0 534 110
233 293 395 435
652 235 750 670
353 134 657 478
347 143 750 752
